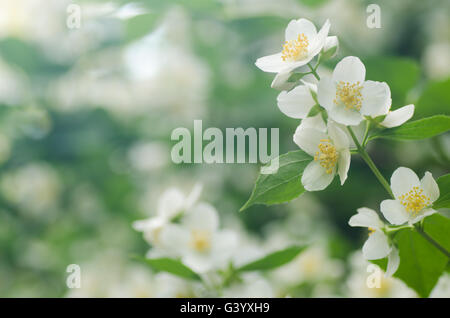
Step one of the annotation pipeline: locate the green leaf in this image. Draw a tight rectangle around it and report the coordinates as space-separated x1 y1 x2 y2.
415 79 450 119
393 228 448 297
136 257 201 281
433 174 450 209
422 214 450 252
240 150 313 211
370 115 450 141
365 56 419 106
237 245 307 272
0 38 68 75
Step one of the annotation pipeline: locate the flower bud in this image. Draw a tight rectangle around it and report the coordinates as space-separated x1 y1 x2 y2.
321 36 339 60
271 71 296 91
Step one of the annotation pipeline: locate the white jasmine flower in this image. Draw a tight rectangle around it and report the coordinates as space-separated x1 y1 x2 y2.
159 203 238 273
349 207 400 276
318 56 391 126
133 184 202 246
380 167 439 225
256 18 330 74
379 104 415 128
293 116 350 191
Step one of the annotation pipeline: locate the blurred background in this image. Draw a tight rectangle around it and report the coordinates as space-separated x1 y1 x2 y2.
0 0 449 297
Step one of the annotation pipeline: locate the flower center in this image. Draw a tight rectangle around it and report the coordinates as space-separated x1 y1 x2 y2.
334 81 363 111
368 227 376 236
314 139 338 174
281 33 309 62
190 230 211 252
399 186 430 216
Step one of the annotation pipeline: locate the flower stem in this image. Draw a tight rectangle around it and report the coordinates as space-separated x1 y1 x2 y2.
307 63 320 81
361 120 370 147
347 126 394 199
414 224 450 258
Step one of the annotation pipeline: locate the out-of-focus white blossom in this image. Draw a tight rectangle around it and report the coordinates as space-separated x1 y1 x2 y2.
133 185 202 247
0 163 61 215
423 42 450 80
345 251 416 298
157 203 238 273
272 245 344 287
223 273 275 298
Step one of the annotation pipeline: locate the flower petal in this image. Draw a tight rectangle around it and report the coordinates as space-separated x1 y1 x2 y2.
409 208 437 225
360 81 391 117
293 127 328 156
337 149 351 185
317 77 336 110
380 104 415 128
386 247 400 277
420 171 440 203
298 113 326 132
158 188 186 219
210 230 239 265
185 202 219 232
328 122 349 150
308 19 330 57
335 121 365 148
390 167 421 199
185 183 203 210
255 53 291 73
271 70 295 91
301 160 335 191
183 253 212 273
321 35 339 58
133 217 165 232
277 85 316 119
362 231 391 260
332 56 366 84
159 224 190 253
349 207 384 229
380 199 409 225
286 56 314 73
285 18 317 41
328 103 364 126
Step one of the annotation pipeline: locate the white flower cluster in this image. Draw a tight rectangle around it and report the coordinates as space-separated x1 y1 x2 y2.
133 184 238 273
256 18 441 276
256 18 415 191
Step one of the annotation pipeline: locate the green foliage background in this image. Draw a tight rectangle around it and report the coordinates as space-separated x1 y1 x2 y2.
0 0 448 297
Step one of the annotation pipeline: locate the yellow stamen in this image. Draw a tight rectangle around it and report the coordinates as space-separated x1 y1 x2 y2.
368 227 376 236
281 33 309 62
399 186 430 216
334 81 363 111
314 139 338 174
190 230 211 252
